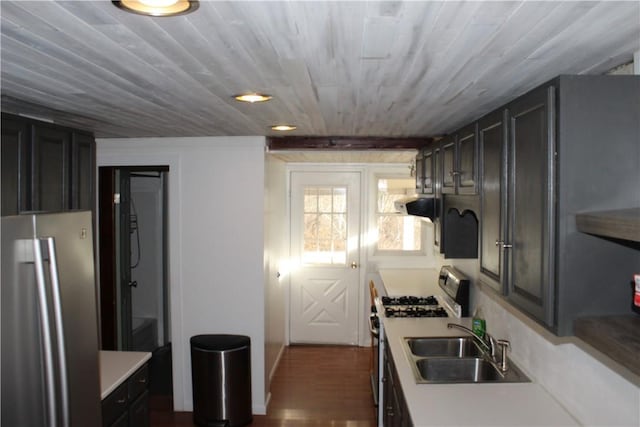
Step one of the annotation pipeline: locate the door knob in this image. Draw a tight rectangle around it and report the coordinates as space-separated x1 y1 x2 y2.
350 262 358 269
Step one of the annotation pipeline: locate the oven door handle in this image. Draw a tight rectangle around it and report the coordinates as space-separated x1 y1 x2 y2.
369 314 380 338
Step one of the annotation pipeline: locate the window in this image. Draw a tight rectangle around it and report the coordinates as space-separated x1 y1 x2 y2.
302 186 347 265
376 177 423 252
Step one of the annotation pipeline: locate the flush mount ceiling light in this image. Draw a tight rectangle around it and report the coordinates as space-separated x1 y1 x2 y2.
271 125 297 131
112 0 199 17
233 93 273 103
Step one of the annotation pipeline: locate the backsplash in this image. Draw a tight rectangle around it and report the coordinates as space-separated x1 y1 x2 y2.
471 278 639 426
434 254 639 425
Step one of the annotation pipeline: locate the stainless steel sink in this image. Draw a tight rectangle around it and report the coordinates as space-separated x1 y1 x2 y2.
403 336 530 384
416 357 501 382
405 337 483 358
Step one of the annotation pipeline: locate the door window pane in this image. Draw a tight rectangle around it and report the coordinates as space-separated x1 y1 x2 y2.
302 186 348 265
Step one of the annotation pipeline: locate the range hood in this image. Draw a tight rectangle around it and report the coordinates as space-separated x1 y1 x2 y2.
394 196 439 220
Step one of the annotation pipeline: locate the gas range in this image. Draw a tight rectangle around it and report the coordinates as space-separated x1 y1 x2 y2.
379 266 470 319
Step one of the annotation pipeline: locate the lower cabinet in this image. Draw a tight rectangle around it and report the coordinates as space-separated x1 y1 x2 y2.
102 365 150 427
382 346 412 427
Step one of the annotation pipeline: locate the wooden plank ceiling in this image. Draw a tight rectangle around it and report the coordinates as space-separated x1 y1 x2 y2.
1 1 639 143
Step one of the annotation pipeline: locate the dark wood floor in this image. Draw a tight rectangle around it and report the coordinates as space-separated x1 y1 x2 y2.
150 345 377 426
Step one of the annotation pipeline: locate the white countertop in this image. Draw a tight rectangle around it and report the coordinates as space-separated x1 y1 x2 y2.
378 269 579 427
99 350 152 399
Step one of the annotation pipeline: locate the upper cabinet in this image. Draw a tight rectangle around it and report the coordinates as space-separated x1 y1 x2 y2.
432 144 444 253
1 116 30 216
477 75 640 336
506 84 556 327
32 124 72 212
441 123 478 195
441 135 456 194
414 146 434 195
1 113 96 216
478 109 507 292
421 147 434 195
71 132 96 211
414 149 425 194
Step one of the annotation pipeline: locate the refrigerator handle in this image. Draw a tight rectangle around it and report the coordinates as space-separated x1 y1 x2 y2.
33 238 58 427
45 237 70 427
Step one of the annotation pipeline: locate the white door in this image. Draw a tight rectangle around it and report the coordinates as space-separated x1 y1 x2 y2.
289 171 361 345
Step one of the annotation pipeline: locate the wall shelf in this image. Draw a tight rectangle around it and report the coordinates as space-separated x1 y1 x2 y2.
576 208 640 243
574 316 640 379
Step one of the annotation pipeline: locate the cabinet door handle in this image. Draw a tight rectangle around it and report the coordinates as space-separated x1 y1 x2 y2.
496 240 512 249
117 398 126 404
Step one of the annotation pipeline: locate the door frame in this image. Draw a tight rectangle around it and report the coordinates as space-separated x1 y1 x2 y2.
98 166 169 351
285 165 369 347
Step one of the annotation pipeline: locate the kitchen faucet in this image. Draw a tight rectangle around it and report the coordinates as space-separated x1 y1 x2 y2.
447 323 510 372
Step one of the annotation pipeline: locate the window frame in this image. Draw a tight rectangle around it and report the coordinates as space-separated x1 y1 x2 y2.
372 173 427 257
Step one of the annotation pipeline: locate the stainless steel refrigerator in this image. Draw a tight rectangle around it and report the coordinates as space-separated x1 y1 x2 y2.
2 211 101 426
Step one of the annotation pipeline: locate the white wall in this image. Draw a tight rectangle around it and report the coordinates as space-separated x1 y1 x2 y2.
285 162 437 348
97 136 267 413
263 155 287 404
443 253 640 426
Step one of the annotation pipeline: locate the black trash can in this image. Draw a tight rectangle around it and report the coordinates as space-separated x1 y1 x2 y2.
190 335 252 427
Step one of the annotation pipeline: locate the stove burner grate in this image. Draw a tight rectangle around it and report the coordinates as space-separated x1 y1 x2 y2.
381 295 438 306
383 306 448 318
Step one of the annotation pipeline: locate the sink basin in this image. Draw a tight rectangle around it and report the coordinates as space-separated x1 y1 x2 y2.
405 337 483 358
416 357 501 382
402 336 531 384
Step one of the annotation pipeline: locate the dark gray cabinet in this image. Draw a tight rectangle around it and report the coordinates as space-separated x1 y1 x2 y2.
72 132 96 210
102 364 149 427
422 148 434 195
478 109 507 290
477 75 640 335
419 146 435 195
506 84 556 326
415 146 434 195
382 345 412 427
441 124 478 195
441 135 456 194
1 113 95 215
1 115 29 215
432 144 443 253
32 124 71 212
414 150 425 194
457 124 479 194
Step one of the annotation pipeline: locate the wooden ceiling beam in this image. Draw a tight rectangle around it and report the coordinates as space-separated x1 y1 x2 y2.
267 136 434 150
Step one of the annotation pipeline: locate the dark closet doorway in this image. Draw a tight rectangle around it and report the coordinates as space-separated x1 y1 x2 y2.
99 166 173 400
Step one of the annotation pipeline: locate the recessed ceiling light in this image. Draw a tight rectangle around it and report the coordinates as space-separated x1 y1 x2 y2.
271 125 297 131
112 0 199 17
233 93 273 103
